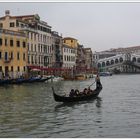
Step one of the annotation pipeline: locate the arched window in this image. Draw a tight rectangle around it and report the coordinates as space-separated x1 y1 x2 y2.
102 62 105 67
137 58 140 63
115 58 119 64
119 57 123 63
106 61 110 66
98 63 101 68
111 60 114 65
132 57 136 62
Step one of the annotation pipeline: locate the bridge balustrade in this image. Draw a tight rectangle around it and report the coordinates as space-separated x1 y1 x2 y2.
96 53 140 73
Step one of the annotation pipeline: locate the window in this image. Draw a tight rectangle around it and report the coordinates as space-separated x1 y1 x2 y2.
35 45 36 52
10 39 13 47
41 45 42 52
31 55 33 64
23 53 26 61
23 41 26 48
0 66 2 71
11 66 13 71
38 44 40 52
0 38 2 46
0 52 1 59
10 22 15 27
16 20 19 27
28 56 30 64
10 52 13 59
38 25 40 30
21 24 24 28
23 66 26 72
17 40 20 47
5 39 8 46
17 66 20 72
17 52 20 60
0 23 3 28
30 33 32 40
5 52 8 61
31 44 33 51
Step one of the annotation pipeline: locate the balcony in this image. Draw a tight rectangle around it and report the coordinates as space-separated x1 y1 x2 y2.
4 58 11 63
55 39 60 44
20 27 38 33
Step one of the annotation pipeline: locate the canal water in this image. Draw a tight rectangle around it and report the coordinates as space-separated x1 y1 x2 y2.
0 74 140 138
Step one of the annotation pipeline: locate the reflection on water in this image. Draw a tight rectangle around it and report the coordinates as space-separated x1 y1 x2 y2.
54 97 102 111
0 74 140 137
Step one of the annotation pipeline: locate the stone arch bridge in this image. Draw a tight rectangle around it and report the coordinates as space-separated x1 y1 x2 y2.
97 53 140 73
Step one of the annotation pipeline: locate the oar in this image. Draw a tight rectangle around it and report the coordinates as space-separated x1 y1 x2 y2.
88 81 96 88
52 86 55 94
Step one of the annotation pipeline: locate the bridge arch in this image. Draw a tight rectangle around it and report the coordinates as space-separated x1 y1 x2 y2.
115 58 119 64
106 61 110 66
111 59 114 65
98 63 101 68
119 57 123 63
132 57 136 62
102 62 105 67
137 58 140 63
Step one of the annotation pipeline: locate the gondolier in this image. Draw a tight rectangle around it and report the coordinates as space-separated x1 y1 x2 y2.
96 74 101 88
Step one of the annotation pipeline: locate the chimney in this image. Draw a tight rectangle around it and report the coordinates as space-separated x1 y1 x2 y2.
5 10 10 16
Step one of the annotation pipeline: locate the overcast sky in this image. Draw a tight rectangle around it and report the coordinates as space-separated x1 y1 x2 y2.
0 2 140 51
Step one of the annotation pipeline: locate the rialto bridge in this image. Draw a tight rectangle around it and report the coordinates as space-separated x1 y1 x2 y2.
97 53 140 73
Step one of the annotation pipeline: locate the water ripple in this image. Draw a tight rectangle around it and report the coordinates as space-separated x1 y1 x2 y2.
0 75 140 137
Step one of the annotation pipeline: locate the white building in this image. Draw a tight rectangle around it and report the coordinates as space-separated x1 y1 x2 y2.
62 44 76 69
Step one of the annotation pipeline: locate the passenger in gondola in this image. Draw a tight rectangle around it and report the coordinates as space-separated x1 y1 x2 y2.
96 74 101 88
87 87 92 94
69 89 75 97
75 89 80 96
78 91 83 96
83 88 88 95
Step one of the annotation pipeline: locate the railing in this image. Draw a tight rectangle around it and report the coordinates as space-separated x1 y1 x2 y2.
20 27 38 33
0 29 26 37
1 57 12 63
4 60 10 63
124 61 140 69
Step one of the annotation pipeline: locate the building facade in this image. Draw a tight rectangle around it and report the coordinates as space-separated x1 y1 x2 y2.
0 10 53 72
52 31 63 68
0 10 95 78
62 44 76 69
76 45 94 74
84 48 93 69
62 37 78 69
76 44 86 68
0 29 28 78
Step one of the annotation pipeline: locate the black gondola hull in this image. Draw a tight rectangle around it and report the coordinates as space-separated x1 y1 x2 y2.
52 85 102 102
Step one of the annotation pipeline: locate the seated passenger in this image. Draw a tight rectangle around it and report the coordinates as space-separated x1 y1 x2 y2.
69 89 75 97
83 88 88 95
75 89 80 96
78 91 83 96
87 87 92 94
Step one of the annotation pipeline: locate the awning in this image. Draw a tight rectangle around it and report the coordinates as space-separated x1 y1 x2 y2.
30 68 41 71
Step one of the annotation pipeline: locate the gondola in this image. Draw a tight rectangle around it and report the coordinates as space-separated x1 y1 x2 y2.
0 79 13 85
38 76 52 82
52 84 103 103
26 77 41 83
11 78 26 84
